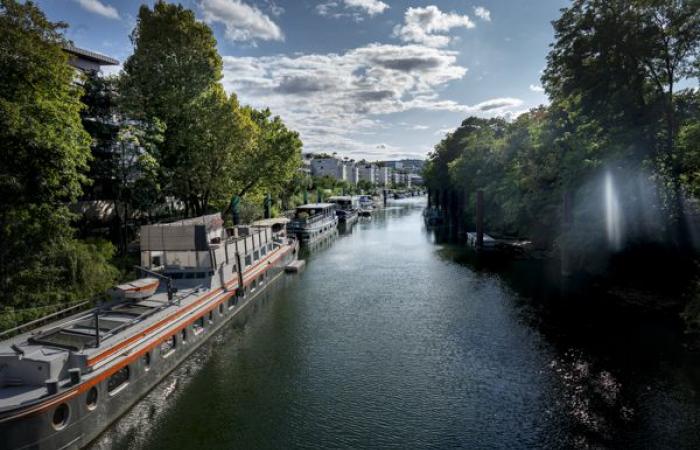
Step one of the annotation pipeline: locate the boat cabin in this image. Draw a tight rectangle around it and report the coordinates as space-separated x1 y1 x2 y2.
327 196 359 211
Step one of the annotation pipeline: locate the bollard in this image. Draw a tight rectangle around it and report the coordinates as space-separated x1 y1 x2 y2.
476 190 484 248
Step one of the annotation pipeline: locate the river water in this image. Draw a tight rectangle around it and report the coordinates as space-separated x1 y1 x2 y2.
90 198 700 449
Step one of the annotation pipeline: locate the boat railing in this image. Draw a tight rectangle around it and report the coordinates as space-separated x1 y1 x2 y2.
0 300 92 340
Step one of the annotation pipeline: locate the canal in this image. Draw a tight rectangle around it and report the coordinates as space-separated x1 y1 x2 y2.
90 198 700 449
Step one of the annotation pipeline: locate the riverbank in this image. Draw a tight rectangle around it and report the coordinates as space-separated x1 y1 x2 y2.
89 199 700 450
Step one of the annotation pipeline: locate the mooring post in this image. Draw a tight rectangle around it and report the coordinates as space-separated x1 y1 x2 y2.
561 190 573 277
231 195 241 226
476 190 484 248
264 193 271 219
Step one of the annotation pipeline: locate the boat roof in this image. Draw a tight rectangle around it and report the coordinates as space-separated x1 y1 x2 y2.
327 196 352 201
296 203 335 209
252 217 290 227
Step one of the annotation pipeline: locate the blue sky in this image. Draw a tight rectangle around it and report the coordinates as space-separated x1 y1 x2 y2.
37 0 570 160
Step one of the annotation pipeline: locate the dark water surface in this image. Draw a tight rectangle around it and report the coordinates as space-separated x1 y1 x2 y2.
90 199 700 449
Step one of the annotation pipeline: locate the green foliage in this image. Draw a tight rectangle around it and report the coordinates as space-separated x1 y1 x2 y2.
121 3 301 215
0 0 117 319
231 107 302 199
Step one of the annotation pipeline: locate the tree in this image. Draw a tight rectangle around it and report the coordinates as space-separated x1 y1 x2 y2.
0 0 117 312
120 1 224 215
543 0 700 243
230 107 302 200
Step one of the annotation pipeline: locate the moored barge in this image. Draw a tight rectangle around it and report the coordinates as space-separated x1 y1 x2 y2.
286 203 338 245
0 213 297 450
327 196 359 226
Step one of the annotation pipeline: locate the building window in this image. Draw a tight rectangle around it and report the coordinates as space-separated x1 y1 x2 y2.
52 403 70 430
86 387 98 410
193 316 205 335
108 366 130 394
161 336 176 356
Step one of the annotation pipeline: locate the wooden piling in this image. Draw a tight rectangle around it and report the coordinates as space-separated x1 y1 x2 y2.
476 190 484 248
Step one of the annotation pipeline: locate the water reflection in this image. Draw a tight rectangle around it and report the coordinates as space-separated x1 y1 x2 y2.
90 198 700 450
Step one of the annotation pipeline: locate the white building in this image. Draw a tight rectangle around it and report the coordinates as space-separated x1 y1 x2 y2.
358 164 376 184
377 167 390 186
311 158 346 180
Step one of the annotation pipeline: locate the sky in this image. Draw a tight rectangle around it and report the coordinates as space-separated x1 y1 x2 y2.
36 0 570 160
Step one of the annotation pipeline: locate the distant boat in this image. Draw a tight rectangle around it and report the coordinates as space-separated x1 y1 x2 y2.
287 203 338 244
327 196 359 226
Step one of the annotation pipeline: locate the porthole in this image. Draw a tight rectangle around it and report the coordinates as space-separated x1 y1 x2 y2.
161 335 176 356
143 352 151 371
108 366 130 394
52 403 70 430
86 387 98 410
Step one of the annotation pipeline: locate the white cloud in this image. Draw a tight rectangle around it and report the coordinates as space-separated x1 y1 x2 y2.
529 84 545 92
466 97 523 112
221 43 470 157
393 5 475 48
315 0 388 19
473 6 491 22
199 0 283 43
75 0 120 20
221 42 525 158
344 0 389 16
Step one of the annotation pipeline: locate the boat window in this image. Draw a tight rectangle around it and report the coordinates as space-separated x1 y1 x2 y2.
185 272 196 279
245 255 252 266
193 316 205 334
151 256 161 266
251 279 257 291
181 328 187 342
143 352 151 371
108 366 130 394
208 271 214 276
258 275 264 286
86 387 98 410
261 247 267 256
219 303 224 315
228 296 236 309
195 272 206 279
52 403 70 430
232 264 237 273
254 250 260 261
161 336 176 356
170 272 184 279
208 311 213 322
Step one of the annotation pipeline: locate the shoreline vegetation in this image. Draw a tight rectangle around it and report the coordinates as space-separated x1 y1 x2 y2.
1 0 699 340
422 1 699 335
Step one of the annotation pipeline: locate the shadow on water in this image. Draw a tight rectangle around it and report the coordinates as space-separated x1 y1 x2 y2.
426 218 700 449
91 198 700 450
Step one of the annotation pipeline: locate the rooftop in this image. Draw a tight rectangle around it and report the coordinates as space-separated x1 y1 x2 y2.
62 44 119 66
